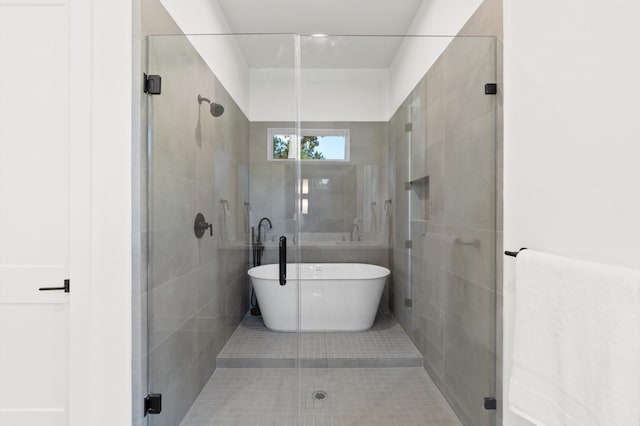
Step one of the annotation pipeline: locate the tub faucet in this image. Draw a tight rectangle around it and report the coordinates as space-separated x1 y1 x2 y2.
257 217 272 243
350 221 361 242
255 217 272 266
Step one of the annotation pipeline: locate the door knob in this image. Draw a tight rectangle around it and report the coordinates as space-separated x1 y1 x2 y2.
39 279 70 293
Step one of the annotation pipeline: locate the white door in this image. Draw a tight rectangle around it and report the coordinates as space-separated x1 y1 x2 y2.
0 3 70 425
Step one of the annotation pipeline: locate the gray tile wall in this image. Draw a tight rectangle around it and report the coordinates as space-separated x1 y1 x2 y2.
388 0 503 424
133 0 186 424
134 1 250 425
248 122 390 242
248 121 391 313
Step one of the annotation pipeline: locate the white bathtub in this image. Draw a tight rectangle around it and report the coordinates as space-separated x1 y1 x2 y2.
248 263 390 332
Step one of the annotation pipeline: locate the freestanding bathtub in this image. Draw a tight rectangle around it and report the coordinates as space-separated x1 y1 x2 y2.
248 263 390 332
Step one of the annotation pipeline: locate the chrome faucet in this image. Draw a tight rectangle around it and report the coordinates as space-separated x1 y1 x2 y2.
350 221 361 242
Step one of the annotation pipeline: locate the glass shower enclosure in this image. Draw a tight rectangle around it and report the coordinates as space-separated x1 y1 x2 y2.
145 33 497 426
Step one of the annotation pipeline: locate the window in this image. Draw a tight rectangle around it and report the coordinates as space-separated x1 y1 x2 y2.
268 128 350 161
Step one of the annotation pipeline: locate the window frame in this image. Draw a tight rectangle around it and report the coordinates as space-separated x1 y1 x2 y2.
267 128 351 162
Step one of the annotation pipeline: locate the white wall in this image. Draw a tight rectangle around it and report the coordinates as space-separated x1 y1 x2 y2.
88 0 133 423
154 0 488 123
249 0 484 123
389 0 483 114
158 0 250 115
250 68 389 122
503 0 640 424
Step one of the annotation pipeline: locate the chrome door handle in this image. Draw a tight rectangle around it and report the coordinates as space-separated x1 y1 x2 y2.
39 279 70 293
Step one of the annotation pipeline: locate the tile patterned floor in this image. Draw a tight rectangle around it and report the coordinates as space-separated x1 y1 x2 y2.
217 314 423 367
180 314 460 425
180 368 462 426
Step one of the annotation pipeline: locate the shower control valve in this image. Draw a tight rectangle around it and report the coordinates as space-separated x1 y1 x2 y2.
194 213 213 238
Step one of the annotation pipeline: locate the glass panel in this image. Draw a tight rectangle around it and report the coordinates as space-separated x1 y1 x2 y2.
403 36 497 425
299 35 497 425
146 34 299 426
145 33 496 426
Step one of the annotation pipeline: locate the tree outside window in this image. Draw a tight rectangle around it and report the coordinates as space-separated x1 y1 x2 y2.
269 129 349 161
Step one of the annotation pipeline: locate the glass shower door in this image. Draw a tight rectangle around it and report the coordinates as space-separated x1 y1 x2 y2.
402 36 498 425
296 35 497 425
145 34 301 426
144 31 498 426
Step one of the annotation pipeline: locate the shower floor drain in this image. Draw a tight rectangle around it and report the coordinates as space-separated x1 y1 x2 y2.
312 391 328 401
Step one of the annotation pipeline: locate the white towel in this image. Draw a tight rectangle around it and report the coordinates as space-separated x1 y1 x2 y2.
509 250 640 426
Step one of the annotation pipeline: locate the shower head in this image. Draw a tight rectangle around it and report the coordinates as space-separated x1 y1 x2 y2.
210 102 224 117
197 94 224 117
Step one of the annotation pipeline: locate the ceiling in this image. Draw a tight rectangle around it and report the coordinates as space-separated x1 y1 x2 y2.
216 0 424 68
217 0 423 35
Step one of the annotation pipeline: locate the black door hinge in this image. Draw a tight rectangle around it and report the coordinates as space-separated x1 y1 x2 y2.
484 83 497 95
484 397 497 410
144 74 162 95
144 393 162 416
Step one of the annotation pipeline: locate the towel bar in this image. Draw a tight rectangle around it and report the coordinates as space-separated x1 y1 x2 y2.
505 248 528 257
